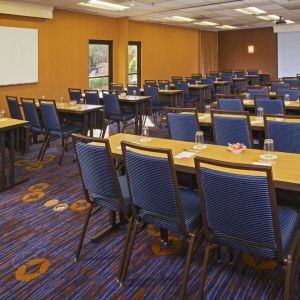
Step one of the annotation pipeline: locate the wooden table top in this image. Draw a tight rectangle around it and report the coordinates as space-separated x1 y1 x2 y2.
232 78 248 81
213 81 230 85
158 89 183 94
0 118 29 131
118 95 151 103
106 133 300 192
188 84 209 89
245 75 259 78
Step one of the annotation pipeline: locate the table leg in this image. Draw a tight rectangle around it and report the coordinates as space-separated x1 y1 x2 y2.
9 129 15 186
134 102 139 135
83 114 89 136
0 132 5 191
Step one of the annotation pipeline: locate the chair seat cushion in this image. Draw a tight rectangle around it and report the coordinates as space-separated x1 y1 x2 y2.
49 125 82 137
140 188 201 234
92 175 130 213
32 126 44 134
108 112 135 122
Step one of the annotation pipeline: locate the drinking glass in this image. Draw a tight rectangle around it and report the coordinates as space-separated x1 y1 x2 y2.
140 126 151 142
257 107 264 120
285 94 290 101
0 110 5 120
246 93 250 99
194 131 205 149
204 105 211 115
60 97 64 103
165 84 168 90
133 90 137 99
264 139 274 153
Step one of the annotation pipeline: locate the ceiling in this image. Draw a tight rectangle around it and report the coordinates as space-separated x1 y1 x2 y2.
15 0 300 30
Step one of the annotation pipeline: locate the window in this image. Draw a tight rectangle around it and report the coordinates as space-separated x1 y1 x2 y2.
128 41 141 86
89 40 112 91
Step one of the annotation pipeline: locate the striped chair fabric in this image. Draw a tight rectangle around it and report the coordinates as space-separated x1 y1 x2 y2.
84 90 100 105
248 88 268 98
7 96 22 119
271 82 290 92
218 98 243 111
255 96 284 115
277 89 300 101
21 98 43 134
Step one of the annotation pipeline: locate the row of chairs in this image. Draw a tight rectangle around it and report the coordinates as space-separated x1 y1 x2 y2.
165 107 300 153
247 87 300 100
72 133 300 299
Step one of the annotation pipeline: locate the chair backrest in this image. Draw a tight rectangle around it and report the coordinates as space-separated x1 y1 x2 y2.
68 88 82 103
186 77 197 85
144 85 160 107
201 78 214 88
248 88 268 98
72 134 127 211
254 95 285 115
283 79 299 89
235 71 245 78
277 88 300 101
122 142 189 236
171 76 182 83
38 100 61 132
84 90 100 105
192 74 202 81
264 115 300 154
127 85 141 96
221 74 233 83
194 157 283 259
271 81 289 92
6 96 22 119
247 69 258 75
165 107 199 142
144 80 157 87
158 80 170 90
211 110 253 148
20 98 41 128
109 83 124 95
175 81 190 99
102 90 121 116
217 97 243 111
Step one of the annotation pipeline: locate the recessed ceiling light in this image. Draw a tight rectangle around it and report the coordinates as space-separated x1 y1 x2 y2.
165 16 195 22
216 25 237 30
286 20 295 24
235 8 252 15
194 21 219 26
246 7 266 15
78 0 129 11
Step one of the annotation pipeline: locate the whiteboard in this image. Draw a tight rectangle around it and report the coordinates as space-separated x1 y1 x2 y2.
0 26 38 86
278 31 300 78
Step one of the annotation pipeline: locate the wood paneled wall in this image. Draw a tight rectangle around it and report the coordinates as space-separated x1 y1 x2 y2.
218 27 277 79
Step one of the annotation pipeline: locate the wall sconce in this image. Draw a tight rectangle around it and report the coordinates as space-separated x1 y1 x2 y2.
248 45 254 54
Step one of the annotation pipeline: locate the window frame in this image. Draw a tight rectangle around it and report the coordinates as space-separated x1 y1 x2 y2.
128 41 141 87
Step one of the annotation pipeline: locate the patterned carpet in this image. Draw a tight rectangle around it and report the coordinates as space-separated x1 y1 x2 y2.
1 121 300 300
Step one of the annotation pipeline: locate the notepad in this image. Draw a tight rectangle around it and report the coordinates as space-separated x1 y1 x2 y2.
251 120 263 125
198 115 209 120
174 152 195 159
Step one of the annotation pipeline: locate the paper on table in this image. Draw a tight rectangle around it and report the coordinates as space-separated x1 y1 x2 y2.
252 161 272 166
198 115 209 120
251 120 263 125
174 152 195 159
285 101 291 105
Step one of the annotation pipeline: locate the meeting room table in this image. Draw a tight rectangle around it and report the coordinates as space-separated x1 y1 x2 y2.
188 84 209 112
232 77 248 93
105 133 300 192
213 81 231 94
245 74 260 86
0 117 29 191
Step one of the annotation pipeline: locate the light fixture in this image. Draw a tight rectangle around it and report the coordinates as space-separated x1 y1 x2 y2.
194 21 219 26
165 16 195 22
78 0 129 11
216 25 237 30
235 7 266 15
248 45 254 54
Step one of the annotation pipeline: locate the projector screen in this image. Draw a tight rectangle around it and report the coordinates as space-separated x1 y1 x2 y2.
0 26 38 86
278 31 300 78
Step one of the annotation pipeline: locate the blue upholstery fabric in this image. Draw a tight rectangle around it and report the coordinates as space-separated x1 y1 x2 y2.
248 88 268 98
213 115 252 148
271 82 289 92
21 100 41 129
266 120 300 153
49 124 82 137
167 113 198 142
144 86 161 110
103 93 121 116
7 97 22 119
207 75 217 81
69 90 81 103
32 127 44 134
186 78 197 84
236 72 245 78
110 84 124 95
108 112 135 122
199 166 299 258
283 79 299 89
76 142 128 212
127 86 141 96
247 69 258 75
85 91 100 105
39 102 61 131
201 79 215 93
125 150 200 234
277 89 300 101
255 97 284 114
175 82 198 103
158 82 169 90
218 98 243 111
192 74 202 81
221 75 233 83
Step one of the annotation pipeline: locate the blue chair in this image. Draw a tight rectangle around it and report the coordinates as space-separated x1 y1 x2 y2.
254 95 285 115
221 75 238 94
206 75 217 81
102 90 134 134
6 96 22 119
247 69 258 75
144 80 157 87
217 96 243 111
158 80 170 90
195 157 300 300
175 81 198 107
144 85 161 122
248 88 268 98
283 79 299 89
118 142 202 298
210 71 219 77
277 89 300 101
264 115 300 154
68 88 82 103
21 98 44 148
171 76 182 84
166 107 199 142
211 110 253 148
271 82 290 92
38 100 82 165
235 71 245 78
186 77 197 85
192 74 202 81
202 78 215 94
84 90 100 105
127 85 141 96
72 134 130 260
109 83 124 95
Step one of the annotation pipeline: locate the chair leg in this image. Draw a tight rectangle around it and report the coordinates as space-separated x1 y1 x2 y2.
179 234 196 300
40 134 50 161
160 228 168 244
38 133 48 160
74 204 94 262
59 137 68 166
101 123 108 138
284 254 293 300
228 247 234 264
118 219 139 285
117 122 121 133
199 245 211 300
